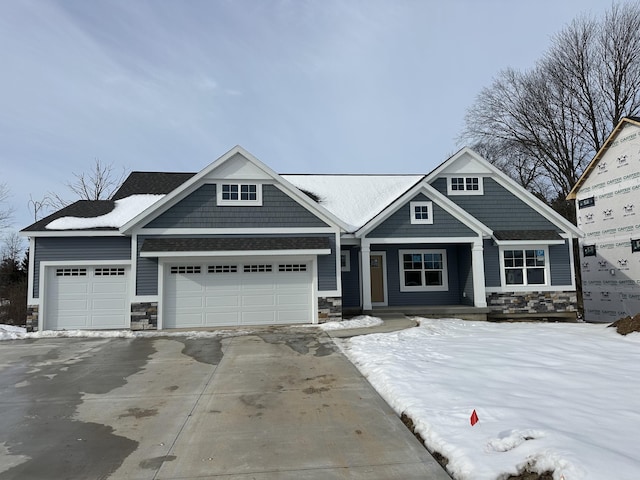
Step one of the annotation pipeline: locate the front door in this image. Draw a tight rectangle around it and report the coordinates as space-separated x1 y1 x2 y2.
370 254 385 303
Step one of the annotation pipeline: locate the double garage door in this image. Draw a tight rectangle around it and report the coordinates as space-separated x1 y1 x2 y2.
163 259 313 328
45 266 129 330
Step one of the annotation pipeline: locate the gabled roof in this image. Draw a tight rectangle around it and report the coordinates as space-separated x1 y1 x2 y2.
567 116 640 200
430 147 583 237
120 145 350 233
22 200 117 232
355 179 493 238
112 172 195 199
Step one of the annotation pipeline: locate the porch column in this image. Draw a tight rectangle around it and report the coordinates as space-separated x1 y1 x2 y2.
472 239 487 307
361 241 372 311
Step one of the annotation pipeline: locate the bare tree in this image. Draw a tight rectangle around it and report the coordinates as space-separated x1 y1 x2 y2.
461 2 640 206
0 183 14 230
38 158 127 212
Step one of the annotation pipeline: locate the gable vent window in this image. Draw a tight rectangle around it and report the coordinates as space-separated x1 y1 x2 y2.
410 201 433 225
170 266 201 274
279 264 307 272
448 177 483 195
208 265 238 274
244 264 273 273
95 268 125 276
578 196 595 209
56 268 87 277
218 183 262 206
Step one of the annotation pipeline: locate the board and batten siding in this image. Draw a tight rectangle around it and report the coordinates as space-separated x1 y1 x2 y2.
144 184 328 229
550 241 572 286
33 236 131 298
431 177 559 231
135 233 338 296
368 193 477 238
483 239 501 287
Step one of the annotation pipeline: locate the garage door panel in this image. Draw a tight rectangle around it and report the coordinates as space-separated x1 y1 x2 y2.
165 259 313 328
46 266 129 330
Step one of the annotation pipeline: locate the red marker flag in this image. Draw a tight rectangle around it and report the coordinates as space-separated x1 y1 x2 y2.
470 409 479 426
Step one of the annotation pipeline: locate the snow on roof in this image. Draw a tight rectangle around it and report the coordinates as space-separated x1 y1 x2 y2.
282 175 424 231
46 195 164 230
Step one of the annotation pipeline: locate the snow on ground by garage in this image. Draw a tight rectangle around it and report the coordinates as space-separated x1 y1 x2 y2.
4 318 640 479
339 318 640 480
316 315 383 330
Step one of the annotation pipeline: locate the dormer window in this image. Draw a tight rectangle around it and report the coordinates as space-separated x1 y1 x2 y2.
217 183 262 206
448 176 483 195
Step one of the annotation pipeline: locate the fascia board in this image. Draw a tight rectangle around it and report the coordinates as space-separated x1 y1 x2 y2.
140 249 331 258
356 180 491 238
427 146 583 237
120 145 347 234
19 230 126 238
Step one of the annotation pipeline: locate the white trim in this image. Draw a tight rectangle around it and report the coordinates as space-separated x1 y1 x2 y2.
120 146 349 234
216 182 263 206
498 246 550 288
140 248 331 258
340 251 351 272
356 181 491 238
471 240 487 307
370 251 388 306
334 231 342 297
27 237 36 305
135 227 338 235
361 241 372 310
567 235 577 290
398 248 449 292
409 201 433 225
132 295 158 303
425 147 582 237
446 175 484 195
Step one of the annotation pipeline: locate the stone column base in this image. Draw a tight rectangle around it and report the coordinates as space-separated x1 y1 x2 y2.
318 297 342 323
131 302 158 330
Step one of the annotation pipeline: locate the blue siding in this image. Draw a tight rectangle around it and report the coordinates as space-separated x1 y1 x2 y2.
145 184 328 229
375 244 462 306
431 177 559 231
33 236 131 298
550 241 572 286
483 239 501 287
341 247 361 307
136 236 158 296
135 233 337 295
368 193 477 238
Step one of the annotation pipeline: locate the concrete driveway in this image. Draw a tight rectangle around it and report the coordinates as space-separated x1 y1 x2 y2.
0 328 449 479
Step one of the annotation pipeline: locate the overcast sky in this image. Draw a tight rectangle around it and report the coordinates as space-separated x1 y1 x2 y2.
1 0 613 230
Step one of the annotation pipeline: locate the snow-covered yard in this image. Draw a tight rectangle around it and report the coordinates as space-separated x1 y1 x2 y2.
3 318 639 479
339 318 640 480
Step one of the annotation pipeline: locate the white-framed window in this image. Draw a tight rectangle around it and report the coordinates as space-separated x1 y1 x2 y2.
410 201 433 225
447 176 483 195
340 251 351 272
217 183 263 206
399 249 448 292
500 247 548 286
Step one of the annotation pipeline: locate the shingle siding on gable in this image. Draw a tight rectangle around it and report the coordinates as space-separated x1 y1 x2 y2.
33 237 131 298
145 184 328 229
431 177 559 231
368 193 477 238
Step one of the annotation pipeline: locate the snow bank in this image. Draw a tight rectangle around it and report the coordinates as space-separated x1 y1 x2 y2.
46 194 164 230
317 315 383 331
341 318 640 480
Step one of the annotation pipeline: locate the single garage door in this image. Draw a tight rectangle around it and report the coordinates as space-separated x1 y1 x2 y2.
164 260 312 328
45 266 129 330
